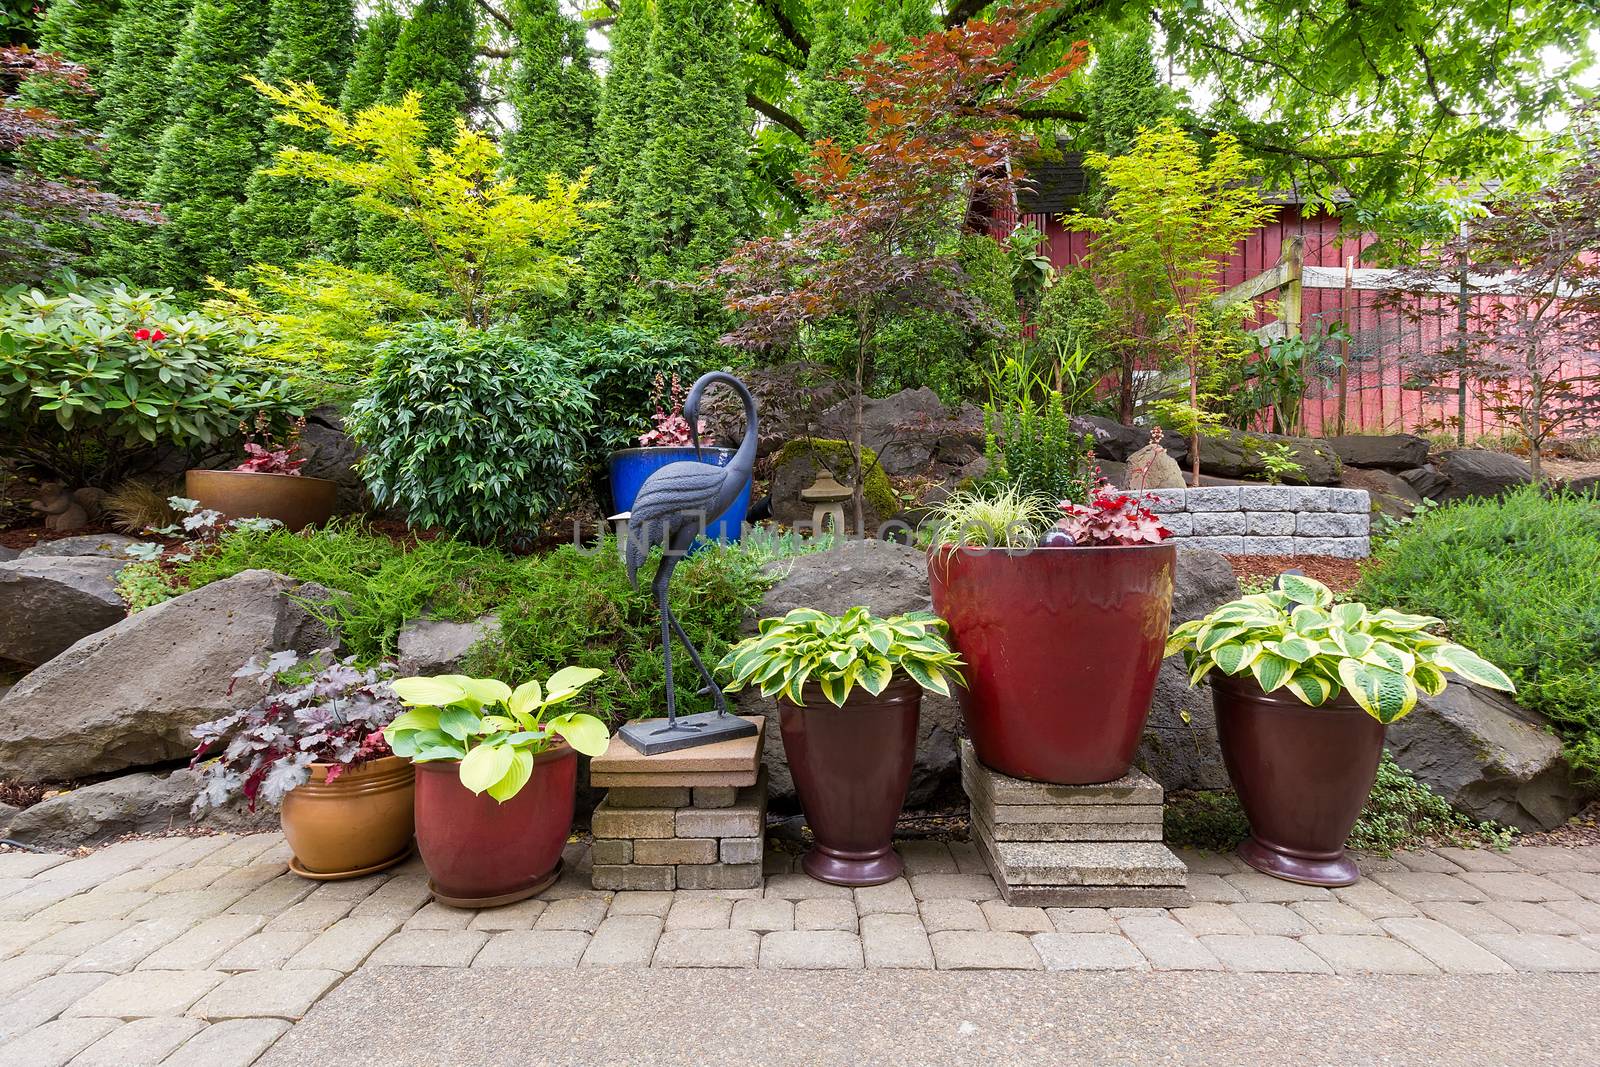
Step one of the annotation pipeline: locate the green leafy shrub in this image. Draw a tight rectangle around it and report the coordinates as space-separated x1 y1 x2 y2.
981 385 1095 505
347 321 595 543
541 322 703 457
144 523 777 729
0 275 297 485
1354 486 1600 775
1030 266 1118 414
1165 752 1513 853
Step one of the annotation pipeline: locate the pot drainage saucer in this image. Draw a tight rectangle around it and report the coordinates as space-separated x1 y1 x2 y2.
428 859 564 910
289 845 414 882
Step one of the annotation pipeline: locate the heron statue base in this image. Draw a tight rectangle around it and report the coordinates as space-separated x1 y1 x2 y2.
618 710 759 756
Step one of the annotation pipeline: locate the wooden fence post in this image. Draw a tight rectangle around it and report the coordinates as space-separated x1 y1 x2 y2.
1282 235 1305 432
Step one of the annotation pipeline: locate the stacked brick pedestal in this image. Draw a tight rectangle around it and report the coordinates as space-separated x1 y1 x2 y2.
589 716 767 892
963 740 1189 907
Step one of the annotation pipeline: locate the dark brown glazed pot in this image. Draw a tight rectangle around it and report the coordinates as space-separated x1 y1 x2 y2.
1213 673 1386 887
280 755 415 880
185 469 337 532
778 673 922 886
412 744 576 907
927 542 1176 785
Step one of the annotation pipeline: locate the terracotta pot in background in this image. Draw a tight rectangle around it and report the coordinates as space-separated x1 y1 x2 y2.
928 543 1176 785
412 744 576 908
280 755 415 880
185 469 337 532
1213 673 1386 887
779 674 921 886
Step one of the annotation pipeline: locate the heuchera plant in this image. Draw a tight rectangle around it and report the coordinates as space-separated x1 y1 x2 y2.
1051 484 1171 546
190 650 405 813
234 441 306 475
638 372 705 448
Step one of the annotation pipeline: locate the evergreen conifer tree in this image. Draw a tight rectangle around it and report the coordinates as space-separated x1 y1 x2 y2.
338 1 400 113
136 0 269 291
504 0 597 186
17 0 120 184
1083 26 1174 203
96 0 190 196
630 0 748 325
380 0 475 145
580 0 651 313
231 0 356 269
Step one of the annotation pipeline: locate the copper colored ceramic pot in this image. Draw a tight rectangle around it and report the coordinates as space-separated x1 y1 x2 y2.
1213 673 1386 887
778 674 921 886
185 469 337 532
928 542 1176 785
412 744 576 907
280 755 415 880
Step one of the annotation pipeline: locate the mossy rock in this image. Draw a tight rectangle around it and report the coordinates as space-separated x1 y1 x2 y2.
770 438 900 530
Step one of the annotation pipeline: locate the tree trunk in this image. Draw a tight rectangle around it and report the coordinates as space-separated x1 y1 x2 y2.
1118 352 1135 425
851 309 871 536
1189 354 1202 488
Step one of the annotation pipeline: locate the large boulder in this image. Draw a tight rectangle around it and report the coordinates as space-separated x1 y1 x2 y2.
819 388 984 478
1567 474 1600 497
1386 681 1589 832
734 539 962 808
397 614 500 675
298 405 366 513
0 569 339 782
1124 444 1186 490
1134 549 1241 791
2 769 274 848
1195 429 1343 485
1325 434 1431 471
1399 464 1450 501
18 533 148 559
1339 467 1423 520
0 557 127 668
1436 449 1534 502
1072 416 1188 464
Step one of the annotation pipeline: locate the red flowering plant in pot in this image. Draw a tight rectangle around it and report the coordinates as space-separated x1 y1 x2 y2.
190 650 416 880
185 414 336 531
927 479 1177 786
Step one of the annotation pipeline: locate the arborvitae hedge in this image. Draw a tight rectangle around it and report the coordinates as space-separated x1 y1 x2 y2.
504 0 597 186
580 0 651 314
630 0 748 326
231 0 357 269
380 0 475 145
137 0 269 291
97 0 190 196
339 2 400 113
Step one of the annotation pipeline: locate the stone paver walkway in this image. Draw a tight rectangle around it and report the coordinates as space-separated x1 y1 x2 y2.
1 834 1598 1064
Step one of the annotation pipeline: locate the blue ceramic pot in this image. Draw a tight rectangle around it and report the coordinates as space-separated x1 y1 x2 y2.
607 447 752 544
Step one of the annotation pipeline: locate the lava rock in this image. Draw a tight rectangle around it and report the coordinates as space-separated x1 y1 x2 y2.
1399 465 1450 501
1436 449 1535 502
0 569 339 781
1338 467 1423 520
1134 549 1241 791
0 556 127 668
819 388 985 478
1324 434 1431 471
1071 416 1188 464
298 405 366 513
734 539 962 808
1386 681 1589 832
397 615 500 675
17 533 148 559
4 769 274 848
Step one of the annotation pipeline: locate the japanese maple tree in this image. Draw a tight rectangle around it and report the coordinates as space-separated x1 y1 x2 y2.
707 2 1087 533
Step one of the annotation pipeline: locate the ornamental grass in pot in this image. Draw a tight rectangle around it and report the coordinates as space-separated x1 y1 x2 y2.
1167 574 1516 886
718 608 964 886
384 668 610 908
191 650 414 880
927 484 1176 786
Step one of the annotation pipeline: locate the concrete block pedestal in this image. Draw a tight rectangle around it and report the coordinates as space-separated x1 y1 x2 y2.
589 716 767 892
962 740 1189 907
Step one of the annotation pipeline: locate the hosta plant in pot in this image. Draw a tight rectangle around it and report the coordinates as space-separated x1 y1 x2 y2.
927 482 1176 786
186 417 337 532
384 668 609 907
191 650 413 880
1166 574 1515 886
717 608 964 886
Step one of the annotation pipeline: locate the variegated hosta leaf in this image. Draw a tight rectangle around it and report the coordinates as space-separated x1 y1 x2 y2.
1362 641 1415 677
858 656 893 697
1331 602 1367 629
902 658 951 697
1196 622 1248 654
1277 573 1333 608
1337 660 1418 723
1285 671 1337 706
818 672 849 707
1250 653 1296 693
1331 628 1374 659
1430 644 1516 691
1272 635 1318 663
1291 604 1331 635
1209 640 1262 676
1369 608 1442 631
1412 661 1449 697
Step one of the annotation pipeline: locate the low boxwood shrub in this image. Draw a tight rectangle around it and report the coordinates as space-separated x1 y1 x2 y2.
347 321 595 544
1354 486 1600 777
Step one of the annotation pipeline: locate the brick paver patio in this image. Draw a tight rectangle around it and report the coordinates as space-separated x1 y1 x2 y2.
1 833 1598 1064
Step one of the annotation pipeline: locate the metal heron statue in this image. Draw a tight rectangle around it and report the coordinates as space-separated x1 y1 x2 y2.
619 371 760 755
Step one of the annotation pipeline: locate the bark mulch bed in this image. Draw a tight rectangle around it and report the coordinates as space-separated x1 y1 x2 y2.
1223 553 1369 595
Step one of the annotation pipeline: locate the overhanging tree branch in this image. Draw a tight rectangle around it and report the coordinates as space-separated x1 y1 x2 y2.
747 92 807 139
944 0 990 28
474 0 514 35
755 0 809 56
